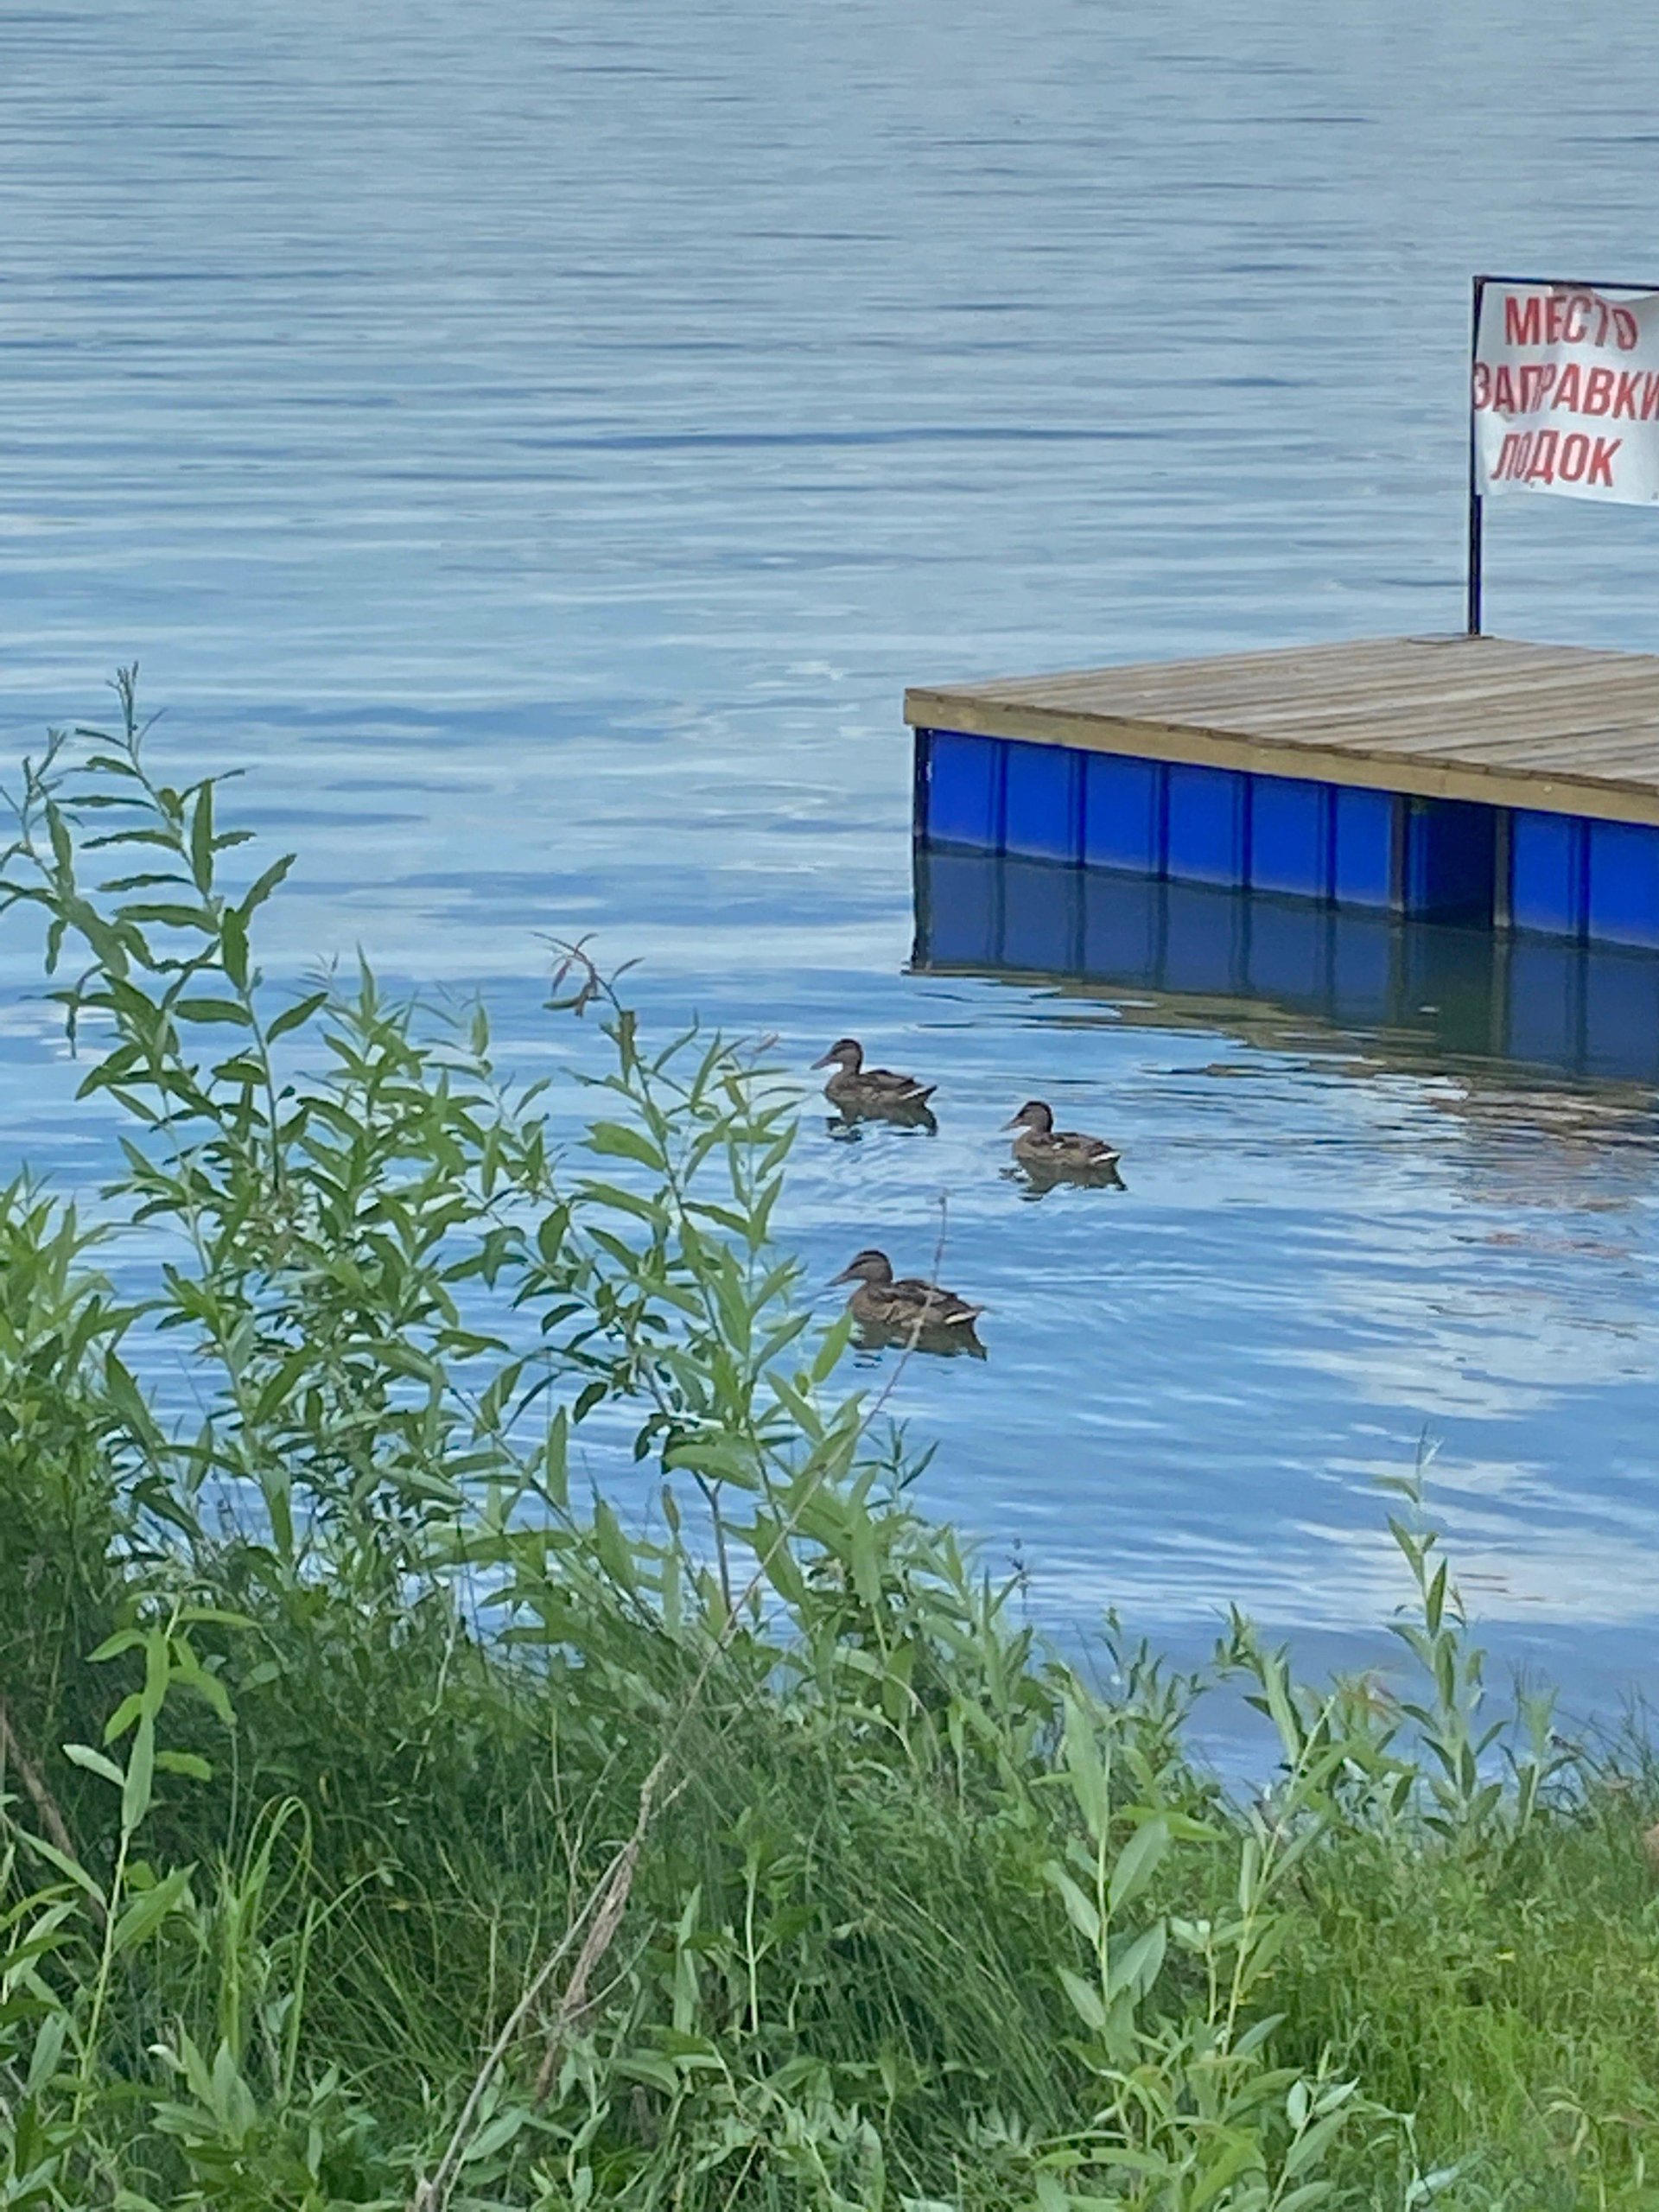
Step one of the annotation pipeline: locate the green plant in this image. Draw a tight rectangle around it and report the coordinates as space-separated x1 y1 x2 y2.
0 682 1656 2209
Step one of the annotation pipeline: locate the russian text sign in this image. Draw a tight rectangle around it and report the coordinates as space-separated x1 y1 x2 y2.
1474 283 1659 504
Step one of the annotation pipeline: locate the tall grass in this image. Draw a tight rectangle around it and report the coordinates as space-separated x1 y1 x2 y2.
0 676 1656 2209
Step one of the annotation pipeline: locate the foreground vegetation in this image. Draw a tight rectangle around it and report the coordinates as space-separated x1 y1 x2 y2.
3 679 1659 2209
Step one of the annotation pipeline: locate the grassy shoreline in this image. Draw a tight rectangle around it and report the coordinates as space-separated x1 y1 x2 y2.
3 684 1658 2209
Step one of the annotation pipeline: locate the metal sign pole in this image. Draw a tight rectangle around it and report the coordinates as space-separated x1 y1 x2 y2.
1466 274 1485 635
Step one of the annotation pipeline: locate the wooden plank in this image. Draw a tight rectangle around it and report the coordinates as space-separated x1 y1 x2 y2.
904 635 1659 826
957 637 1448 696
1236 678 1659 744
950 637 1655 709
995 648 1432 699
953 642 1659 721
989 652 1659 726
1164 689 1659 747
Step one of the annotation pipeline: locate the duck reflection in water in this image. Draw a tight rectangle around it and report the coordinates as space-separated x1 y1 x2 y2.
830 1247 987 1360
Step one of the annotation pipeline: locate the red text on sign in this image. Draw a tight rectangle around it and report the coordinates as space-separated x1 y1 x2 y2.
1471 363 1659 420
1490 429 1622 486
1502 291 1638 350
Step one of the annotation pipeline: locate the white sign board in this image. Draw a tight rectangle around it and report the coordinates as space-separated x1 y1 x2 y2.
1474 283 1659 505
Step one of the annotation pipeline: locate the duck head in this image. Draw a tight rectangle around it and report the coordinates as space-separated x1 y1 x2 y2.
830 1248 894 1287
1004 1099 1055 1134
812 1037 864 1072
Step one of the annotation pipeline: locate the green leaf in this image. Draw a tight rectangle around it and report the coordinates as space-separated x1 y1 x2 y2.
1057 1964 1106 2031
102 1692 144 1745
172 996 251 1026
587 1120 667 1169
111 1866 192 1955
573 1379 607 1423
810 1313 853 1385
1089 2147 1174 2178
461 2103 529 2164
751 1515 809 1605
614 2052 682 2095
117 901 213 931
24 2011 68 2099
155 1751 213 1781
1060 1698 1110 1837
1107 1918 1166 2003
46 800 73 877
1044 1860 1102 1948
87 1628 146 1663
221 908 249 988
97 869 188 893
542 1408 569 1510
1274 2187 1337 2212
211 1054 266 1086
1283 2107 1352 2177
1258 1648 1303 1761
576 1178 667 1225
122 1713 156 1836
1109 1815 1170 1916
1425 1557 1447 1635
591 1497 637 1592
104 1348 162 1447
62 1741 124 1788
1236 1831 1262 1914
1190 2130 1264 2209
266 989 327 1043
16 1827 105 1906
189 781 214 893
237 853 295 923
849 1515 881 1609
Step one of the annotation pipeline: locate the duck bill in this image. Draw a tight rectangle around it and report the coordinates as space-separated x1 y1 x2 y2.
810 1051 837 1070
825 1264 856 1286
1001 1113 1025 1130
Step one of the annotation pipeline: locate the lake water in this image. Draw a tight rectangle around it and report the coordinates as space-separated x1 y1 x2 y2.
4 0 1659 1724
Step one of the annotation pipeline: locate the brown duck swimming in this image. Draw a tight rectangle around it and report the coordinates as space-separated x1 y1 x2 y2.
813 1037 937 1122
1006 1099 1122 1182
830 1248 984 1347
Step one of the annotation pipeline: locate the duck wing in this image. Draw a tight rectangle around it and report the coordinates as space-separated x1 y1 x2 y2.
862 1065 937 1103
1056 1128 1120 1164
891 1275 983 1327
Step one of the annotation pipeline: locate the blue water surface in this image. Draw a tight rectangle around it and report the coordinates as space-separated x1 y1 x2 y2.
3 0 1659 1725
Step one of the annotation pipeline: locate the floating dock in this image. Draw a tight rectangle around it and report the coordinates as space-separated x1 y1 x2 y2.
905 635 1659 949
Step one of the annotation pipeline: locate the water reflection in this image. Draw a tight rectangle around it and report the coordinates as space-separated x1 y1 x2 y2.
824 1101 939 1140
912 844 1659 1096
1010 1154 1127 1202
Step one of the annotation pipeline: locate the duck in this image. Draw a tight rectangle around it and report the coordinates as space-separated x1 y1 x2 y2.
830 1248 984 1341
812 1037 937 1121
1005 1099 1122 1181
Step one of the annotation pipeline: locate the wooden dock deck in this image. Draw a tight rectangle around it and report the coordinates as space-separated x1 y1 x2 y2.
906 635 1659 827
904 635 1659 948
